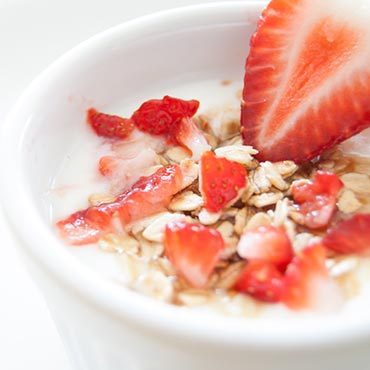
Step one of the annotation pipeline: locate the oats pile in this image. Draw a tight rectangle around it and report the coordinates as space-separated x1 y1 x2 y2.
88 106 370 317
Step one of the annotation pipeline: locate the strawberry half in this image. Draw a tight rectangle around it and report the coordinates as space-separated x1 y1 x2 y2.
56 165 183 245
237 225 294 271
234 260 284 303
164 221 225 288
323 214 370 256
199 151 247 213
281 243 344 311
87 108 135 139
241 0 370 163
292 170 343 229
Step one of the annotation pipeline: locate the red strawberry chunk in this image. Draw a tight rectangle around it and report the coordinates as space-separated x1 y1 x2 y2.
199 151 247 213
234 261 284 303
164 221 225 288
292 171 343 229
118 164 183 224
131 95 199 143
87 108 135 139
56 165 183 245
323 214 370 256
237 225 294 271
56 206 114 246
241 0 370 163
281 243 344 311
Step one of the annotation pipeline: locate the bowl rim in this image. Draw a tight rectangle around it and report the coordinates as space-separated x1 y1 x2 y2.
2 0 370 349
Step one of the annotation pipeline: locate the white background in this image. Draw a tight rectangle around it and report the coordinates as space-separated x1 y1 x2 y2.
0 1 267 369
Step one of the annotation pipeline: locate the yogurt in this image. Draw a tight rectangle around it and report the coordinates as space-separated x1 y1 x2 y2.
49 78 370 319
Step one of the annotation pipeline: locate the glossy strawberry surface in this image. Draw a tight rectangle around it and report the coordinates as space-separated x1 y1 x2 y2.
199 151 247 213
292 171 343 229
57 165 183 245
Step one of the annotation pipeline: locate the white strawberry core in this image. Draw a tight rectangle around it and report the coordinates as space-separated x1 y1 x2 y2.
258 0 370 149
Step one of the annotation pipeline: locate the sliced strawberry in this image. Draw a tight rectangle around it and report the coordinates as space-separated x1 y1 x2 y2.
237 225 294 271
56 206 114 246
117 164 183 224
131 95 199 143
87 108 135 139
323 214 370 256
56 165 183 245
281 243 344 311
241 0 370 163
173 117 211 161
199 151 247 213
234 261 284 303
164 221 225 288
292 171 343 229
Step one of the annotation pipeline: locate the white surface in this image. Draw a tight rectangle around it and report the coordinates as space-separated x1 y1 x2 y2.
0 1 240 369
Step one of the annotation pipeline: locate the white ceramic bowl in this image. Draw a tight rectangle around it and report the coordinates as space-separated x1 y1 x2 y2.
2 2 370 370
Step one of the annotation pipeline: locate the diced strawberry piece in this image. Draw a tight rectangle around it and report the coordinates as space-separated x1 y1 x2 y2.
56 165 183 245
56 207 114 246
87 108 135 139
173 117 211 161
237 225 294 271
131 95 199 143
199 151 247 213
281 243 344 311
292 171 343 229
234 261 285 303
98 156 117 177
293 171 343 202
164 221 225 288
241 0 370 163
323 214 370 256
118 164 183 224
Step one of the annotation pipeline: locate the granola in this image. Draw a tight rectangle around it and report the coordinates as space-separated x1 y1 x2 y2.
55 93 370 317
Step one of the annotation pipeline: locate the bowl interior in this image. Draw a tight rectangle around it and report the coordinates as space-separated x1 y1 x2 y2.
20 3 260 220
3 1 370 348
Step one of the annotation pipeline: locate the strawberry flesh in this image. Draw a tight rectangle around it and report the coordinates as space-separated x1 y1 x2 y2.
117 164 183 225
323 214 370 256
241 0 370 163
56 207 114 246
281 243 344 311
292 170 343 229
164 221 225 288
98 156 117 177
234 261 285 303
199 151 247 213
237 225 294 271
56 165 183 245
